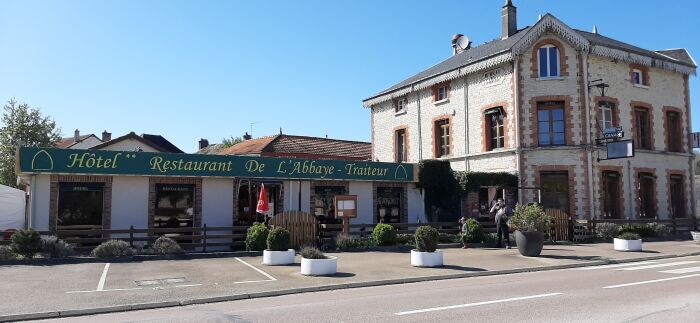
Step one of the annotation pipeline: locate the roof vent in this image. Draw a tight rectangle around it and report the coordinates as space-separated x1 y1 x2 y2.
451 34 471 55
592 25 598 34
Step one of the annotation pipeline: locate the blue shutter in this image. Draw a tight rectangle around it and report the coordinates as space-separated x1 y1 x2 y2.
549 47 559 77
539 48 548 77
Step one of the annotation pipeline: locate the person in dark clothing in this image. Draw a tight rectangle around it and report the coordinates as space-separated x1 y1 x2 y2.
490 198 511 249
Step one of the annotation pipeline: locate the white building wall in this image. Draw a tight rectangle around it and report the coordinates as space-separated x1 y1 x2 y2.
70 136 102 149
201 178 234 227
283 180 310 213
349 181 373 224
407 186 427 223
31 174 51 231
99 139 160 152
111 176 149 230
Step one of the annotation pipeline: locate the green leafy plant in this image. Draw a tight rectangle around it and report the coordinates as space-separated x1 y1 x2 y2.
621 224 656 238
465 218 484 243
371 223 397 246
617 232 642 240
508 204 552 232
335 234 376 250
91 240 135 258
647 222 671 238
245 222 270 251
11 229 43 259
147 236 183 255
595 223 621 241
41 236 74 258
418 160 461 222
455 171 519 193
267 227 291 251
415 226 439 252
0 245 16 260
482 233 499 247
299 246 326 259
396 233 414 245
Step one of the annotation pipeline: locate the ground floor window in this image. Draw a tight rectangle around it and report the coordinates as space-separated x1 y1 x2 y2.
376 187 402 224
313 185 345 224
638 173 656 218
236 181 282 226
669 175 685 218
154 184 194 228
540 172 569 214
602 171 621 218
57 183 104 228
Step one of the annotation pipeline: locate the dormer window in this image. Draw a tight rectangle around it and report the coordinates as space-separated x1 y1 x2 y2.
632 69 643 85
538 45 560 78
432 82 450 102
629 64 650 87
394 97 408 113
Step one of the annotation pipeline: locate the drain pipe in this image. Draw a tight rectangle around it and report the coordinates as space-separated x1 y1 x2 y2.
582 52 595 220
513 57 522 203
463 70 470 171
415 85 423 161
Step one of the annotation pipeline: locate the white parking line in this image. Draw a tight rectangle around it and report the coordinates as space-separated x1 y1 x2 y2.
394 293 563 316
97 263 110 291
575 261 658 270
603 274 700 289
233 279 277 285
616 261 699 271
67 288 143 294
235 257 277 281
658 266 700 274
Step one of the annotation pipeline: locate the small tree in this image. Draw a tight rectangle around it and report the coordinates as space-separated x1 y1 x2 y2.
221 136 244 148
0 99 61 187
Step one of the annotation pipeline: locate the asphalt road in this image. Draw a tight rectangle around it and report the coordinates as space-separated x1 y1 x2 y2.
36 255 700 323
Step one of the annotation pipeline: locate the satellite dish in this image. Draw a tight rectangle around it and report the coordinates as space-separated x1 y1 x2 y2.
455 35 470 50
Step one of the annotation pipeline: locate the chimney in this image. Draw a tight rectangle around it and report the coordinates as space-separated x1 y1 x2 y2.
101 130 112 142
243 132 252 140
74 129 80 142
198 138 209 150
501 0 517 39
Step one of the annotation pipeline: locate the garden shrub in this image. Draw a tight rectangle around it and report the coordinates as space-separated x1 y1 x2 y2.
148 236 183 255
396 233 414 245
482 233 499 247
415 226 439 253
465 218 484 243
11 229 43 259
371 223 397 246
648 222 671 237
595 223 621 241
91 240 135 258
267 227 291 251
335 234 375 250
621 224 655 238
299 246 326 259
508 204 552 232
0 245 16 260
617 232 642 240
41 236 74 258
245 222 269 251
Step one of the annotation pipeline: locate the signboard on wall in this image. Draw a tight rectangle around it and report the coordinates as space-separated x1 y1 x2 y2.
17 147 416 182
334 195 358 218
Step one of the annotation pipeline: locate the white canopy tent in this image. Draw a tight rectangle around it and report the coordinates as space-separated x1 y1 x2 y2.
0 184 25 231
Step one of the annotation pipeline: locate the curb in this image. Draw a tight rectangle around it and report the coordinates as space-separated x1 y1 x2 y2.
3 250 700 322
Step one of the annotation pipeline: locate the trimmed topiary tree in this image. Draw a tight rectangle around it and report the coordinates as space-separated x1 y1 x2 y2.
11 229 42 259
148 236 183 255
414 226 439 253
465 218 484 243
371 223 397 246
267 227 291 251
245 222 269 251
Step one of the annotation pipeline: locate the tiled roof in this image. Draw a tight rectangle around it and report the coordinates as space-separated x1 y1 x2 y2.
56 134 98 148
196 143 225 155
90 132 183 153
218 134 371 160
142 134 184 153
576 30 696 67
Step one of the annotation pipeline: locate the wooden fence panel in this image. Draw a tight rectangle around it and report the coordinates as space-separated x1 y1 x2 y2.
269 211 319 249
545 208 571 241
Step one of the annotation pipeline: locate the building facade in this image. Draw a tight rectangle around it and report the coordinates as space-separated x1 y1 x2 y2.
364 1 696 220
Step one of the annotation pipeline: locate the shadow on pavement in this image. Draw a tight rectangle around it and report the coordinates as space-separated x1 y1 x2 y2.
439 265 487 272
538 254 605 261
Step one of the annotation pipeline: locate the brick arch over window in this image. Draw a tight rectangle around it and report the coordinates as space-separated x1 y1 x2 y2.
663 106 685 153
630 101 655 150
530 38 569 79
629 63 650 86
481 102 510 151
598 166 624 219
528 95 575 147
666 169 688 218
633 167 658 219
432 114 453 158
392 125 410 162
593 96 621 135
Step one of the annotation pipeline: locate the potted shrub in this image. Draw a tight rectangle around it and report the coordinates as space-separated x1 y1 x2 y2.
245 222 269 251
371 223 397 246
594 222 621 242
508 203 552 257
300 246 337 276
411 226 442 267
614 232 643 251
263 227 295 265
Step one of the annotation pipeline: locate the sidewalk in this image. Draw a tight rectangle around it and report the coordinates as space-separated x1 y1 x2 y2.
1 240 699 321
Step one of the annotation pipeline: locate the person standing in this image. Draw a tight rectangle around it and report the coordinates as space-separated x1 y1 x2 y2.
491 199 510 249
459 216 469 249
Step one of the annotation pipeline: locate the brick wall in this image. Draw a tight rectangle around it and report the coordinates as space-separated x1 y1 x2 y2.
49 175 113 232
148 177 203 228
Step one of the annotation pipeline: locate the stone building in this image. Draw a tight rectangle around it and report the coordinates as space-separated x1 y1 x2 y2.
363 0 696 220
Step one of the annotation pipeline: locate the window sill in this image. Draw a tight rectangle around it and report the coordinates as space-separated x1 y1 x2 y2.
433 98 450 106
394 109 407 116
536 76 565 81
633 83 650 89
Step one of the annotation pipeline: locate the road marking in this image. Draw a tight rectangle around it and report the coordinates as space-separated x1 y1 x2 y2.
394 293 563 316
235 257 277 281
603 274 700 289
658 266 700 274
175 284 203 288
616 261 699 271
233 279 277 284
97 263 110 291
575 261 658 270
67 288 143 294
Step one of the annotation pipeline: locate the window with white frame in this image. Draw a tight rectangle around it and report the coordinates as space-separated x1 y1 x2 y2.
632 69 643 85
599 101 614 131
436 85 448 101
394 97 407 113
538 45 560 78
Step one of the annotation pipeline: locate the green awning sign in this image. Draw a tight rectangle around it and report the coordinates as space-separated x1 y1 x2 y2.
17 147 415 182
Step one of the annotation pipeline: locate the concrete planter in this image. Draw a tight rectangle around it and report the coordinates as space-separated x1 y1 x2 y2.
691 231 700 245
301 256 337 276
262 249 295 265
515 231 544 257
614 238 643 251
410 249 443 267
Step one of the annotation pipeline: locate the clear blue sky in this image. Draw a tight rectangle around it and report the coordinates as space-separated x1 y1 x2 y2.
1 0 698 153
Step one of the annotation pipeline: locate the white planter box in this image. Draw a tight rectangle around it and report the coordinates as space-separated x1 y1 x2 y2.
263 249 295 265
614 238 643 252
410 249 443 267
301 256 337 276
691 231 700 245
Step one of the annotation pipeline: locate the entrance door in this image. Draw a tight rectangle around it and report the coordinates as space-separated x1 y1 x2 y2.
638 173 656 218
669 175 685 218
602 171 621 218
540 172 569 213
